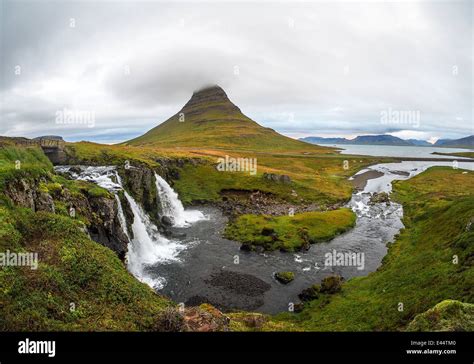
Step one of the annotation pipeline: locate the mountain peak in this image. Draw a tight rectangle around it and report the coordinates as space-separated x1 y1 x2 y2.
193 84 226 96
181 85 240 115
125 85 322 152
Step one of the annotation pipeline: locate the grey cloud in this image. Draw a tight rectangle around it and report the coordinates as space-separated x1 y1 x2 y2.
0 1 472 142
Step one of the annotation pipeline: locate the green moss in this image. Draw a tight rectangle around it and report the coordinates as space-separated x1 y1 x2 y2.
224 209 356 251
87 185 112 199
407 300 474 331
275 271 295 284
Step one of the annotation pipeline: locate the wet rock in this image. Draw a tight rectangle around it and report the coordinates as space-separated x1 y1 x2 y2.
275 271 295 284
69 166 82 175
293 303 305 313
172 231 187 239
161 215 173 226
88 196 129 260
240 243 253 251
369 192 390 205
119 165 160 222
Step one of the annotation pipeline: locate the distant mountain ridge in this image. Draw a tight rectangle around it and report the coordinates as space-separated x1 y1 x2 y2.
300 134 474 149
300 134 411 146
406 139 432 146
434 135 474 149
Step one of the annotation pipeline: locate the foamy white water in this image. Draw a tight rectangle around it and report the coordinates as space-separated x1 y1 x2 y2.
54 165 191 290
114 194 130 240
154 172 205 227
123 190 186 289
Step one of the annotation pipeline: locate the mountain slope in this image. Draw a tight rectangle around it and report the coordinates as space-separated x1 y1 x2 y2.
300 134 413 146
299 136 349 144
435 135 474 149
406 139 432 146
351 135 412 146
125 86 328 152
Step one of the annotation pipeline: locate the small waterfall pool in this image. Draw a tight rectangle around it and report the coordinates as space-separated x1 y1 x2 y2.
55 160 474 314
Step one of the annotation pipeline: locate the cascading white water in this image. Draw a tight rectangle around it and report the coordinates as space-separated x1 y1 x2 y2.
122 190 185 289
54 166 190 290
154 172 205 227
114 194 130 239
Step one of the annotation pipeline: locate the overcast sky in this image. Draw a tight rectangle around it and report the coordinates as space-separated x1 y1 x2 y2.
0 0 472 144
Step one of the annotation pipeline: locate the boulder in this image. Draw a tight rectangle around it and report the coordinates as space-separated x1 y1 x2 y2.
262 172 292 184
275 271 295 284
369 191 390 204
35 191 55 213
161 215 173 226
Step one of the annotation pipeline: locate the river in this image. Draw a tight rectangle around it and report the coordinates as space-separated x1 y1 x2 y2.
55 159 474 314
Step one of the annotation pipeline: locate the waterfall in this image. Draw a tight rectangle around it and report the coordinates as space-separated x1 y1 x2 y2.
54 166 188 290
114 194 130 240
154 172 205 227
114 171 186 289
122 189 185 289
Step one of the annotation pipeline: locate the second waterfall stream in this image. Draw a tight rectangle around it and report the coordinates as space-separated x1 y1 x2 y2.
154 173 205 227
54 166 205 290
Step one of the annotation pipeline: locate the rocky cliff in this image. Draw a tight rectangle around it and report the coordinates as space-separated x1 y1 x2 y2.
4 172 129 259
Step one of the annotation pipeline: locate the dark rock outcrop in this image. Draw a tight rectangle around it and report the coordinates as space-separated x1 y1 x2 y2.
369 192 390 205
218 189 323 218
263 172 292 184
119 166 159 219
88 196 129 260
4 174 129 259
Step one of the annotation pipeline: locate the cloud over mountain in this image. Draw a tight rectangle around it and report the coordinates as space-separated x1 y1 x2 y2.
0 1 472 143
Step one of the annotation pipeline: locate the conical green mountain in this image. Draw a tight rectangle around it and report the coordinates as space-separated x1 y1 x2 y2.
125 85 325 152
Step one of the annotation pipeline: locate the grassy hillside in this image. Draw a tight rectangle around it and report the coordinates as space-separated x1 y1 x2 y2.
241 167 474 331
0 206 172 331
0 146 174 330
